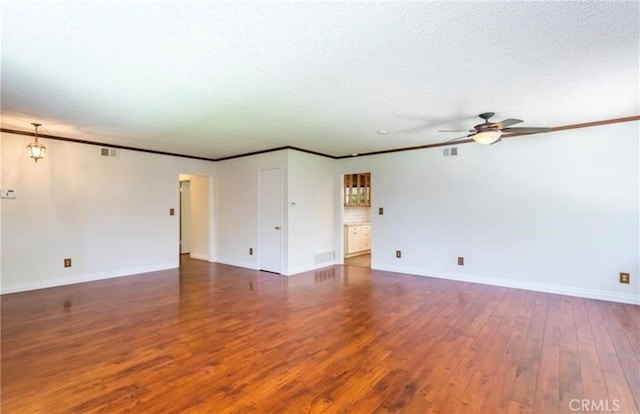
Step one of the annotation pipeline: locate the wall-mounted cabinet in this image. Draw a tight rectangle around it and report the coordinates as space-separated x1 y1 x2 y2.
344 172 371 206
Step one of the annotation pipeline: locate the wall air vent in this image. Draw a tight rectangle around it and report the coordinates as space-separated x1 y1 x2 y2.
444 147 458 157
100 148 118 158
314 250 336 265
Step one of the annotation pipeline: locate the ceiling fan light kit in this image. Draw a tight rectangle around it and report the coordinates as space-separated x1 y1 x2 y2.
473 130 502 145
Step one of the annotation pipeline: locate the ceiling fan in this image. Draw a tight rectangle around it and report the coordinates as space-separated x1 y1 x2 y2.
440 112 551 145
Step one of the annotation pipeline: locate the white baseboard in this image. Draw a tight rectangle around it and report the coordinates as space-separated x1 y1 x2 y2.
5 260 635 305
214 258 258 271
285 262 337 276
212 259 329 276
374 264 640 305
1 262 178 294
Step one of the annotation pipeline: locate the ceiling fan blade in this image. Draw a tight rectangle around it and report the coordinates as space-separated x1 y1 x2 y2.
491 118 523 129
501 127 551 134
445 133 474 143
438 129 469 133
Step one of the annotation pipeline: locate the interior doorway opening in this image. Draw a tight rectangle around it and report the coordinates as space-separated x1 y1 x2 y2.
342 172 372 268
178 173 211 263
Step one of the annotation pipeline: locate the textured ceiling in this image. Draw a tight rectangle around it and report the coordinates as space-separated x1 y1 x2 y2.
2 1 638 159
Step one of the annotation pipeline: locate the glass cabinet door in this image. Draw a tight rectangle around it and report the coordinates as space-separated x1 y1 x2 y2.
344 175 351 205
343 172 371 206
358 174 366 204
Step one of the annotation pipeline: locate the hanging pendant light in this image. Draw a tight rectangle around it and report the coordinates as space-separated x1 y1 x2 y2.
27 122 46 162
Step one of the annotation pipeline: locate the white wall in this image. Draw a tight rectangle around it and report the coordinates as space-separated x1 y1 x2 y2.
1 132 214 293
213 149 336 275
3 122 638 304
337 122 639 304
288 150 336 274
214 150 289 272
189 174 211 261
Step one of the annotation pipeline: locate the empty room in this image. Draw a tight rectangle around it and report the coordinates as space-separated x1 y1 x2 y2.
1 1 638 413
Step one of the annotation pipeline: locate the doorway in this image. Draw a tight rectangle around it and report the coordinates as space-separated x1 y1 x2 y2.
258 167 283 273
178 173 211 262
343 172 372 268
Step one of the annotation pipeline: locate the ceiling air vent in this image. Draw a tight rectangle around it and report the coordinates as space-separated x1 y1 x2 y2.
100 148 118 158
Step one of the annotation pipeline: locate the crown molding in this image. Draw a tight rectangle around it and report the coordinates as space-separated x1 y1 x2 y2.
2 115 638 162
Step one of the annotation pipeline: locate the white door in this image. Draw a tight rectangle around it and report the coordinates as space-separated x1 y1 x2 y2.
180 181 191 254
259 167 282 273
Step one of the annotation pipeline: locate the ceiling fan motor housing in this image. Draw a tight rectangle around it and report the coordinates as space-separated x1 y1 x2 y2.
479 112 495 121
475 112 497 131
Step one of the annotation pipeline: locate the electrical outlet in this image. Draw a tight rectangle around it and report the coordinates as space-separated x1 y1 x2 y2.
620 272 630 284
169 208 175 216
64 258 72 268
249 248 253 255
379 207 384 215
396 250 401 258
458 257 464 266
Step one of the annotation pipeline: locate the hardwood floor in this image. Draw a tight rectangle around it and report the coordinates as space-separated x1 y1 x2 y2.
2 257 639 413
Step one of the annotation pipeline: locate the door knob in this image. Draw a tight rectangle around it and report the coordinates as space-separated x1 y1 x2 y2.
274 226 281 230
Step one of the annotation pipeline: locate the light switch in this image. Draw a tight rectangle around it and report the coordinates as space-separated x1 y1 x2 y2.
0 190 16 199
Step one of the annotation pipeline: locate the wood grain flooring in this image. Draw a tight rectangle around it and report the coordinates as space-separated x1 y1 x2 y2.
2 257 639 413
